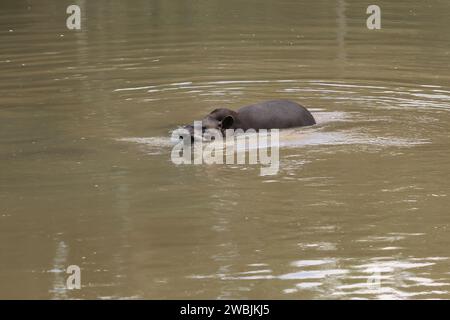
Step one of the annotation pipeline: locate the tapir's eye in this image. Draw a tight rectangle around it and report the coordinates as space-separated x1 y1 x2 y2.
211 136 215 141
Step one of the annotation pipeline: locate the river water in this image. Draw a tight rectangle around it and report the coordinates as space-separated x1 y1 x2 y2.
1 0 450 299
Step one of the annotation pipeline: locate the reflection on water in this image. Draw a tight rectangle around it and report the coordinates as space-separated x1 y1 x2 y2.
49 240 69 300
1 0 450 299
190 254 450 299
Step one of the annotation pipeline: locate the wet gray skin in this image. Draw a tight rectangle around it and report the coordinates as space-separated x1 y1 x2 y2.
2 0 450 300
181 100 316 142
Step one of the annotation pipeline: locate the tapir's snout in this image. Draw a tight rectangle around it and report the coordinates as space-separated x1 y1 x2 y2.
183 124 195 136
178 124 195 143
178 123 225 143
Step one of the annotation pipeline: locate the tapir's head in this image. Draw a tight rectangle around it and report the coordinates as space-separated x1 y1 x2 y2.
201 108 237 132
179 108 238 142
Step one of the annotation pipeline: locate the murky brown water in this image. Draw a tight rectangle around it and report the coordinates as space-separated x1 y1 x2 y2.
1 0 450 299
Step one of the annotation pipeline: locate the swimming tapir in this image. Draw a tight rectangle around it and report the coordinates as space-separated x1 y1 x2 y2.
181 99 316 140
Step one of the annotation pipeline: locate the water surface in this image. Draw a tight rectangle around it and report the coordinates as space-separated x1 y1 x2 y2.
1 0 450 299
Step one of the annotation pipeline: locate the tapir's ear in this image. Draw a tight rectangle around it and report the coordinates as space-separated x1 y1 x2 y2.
221 115 234 129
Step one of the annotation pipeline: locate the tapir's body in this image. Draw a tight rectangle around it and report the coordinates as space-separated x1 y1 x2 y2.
230 99 316 130
182 100 316 140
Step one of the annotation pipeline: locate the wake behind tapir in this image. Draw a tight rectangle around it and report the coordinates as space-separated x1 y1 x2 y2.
171 99 316 175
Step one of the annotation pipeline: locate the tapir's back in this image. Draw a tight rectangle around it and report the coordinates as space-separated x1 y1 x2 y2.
237 100 316 130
